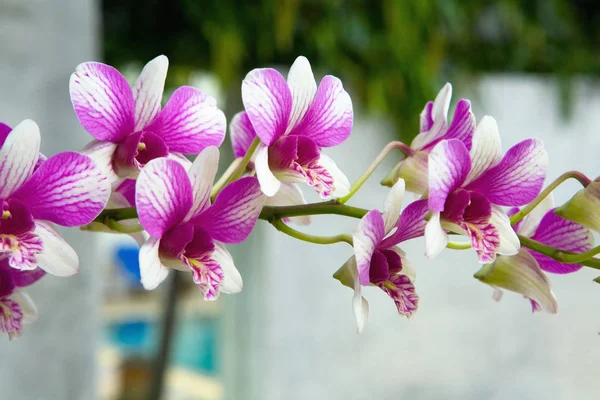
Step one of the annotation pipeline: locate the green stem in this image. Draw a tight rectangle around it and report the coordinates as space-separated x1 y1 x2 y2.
260 200 368 221
227 137 260 184
337 141 413 204
510 171 590 226
447 241 471 250
106 219 144 233
95 207 138 222
271 219 353 246
518 234 600 270
211 158 242 200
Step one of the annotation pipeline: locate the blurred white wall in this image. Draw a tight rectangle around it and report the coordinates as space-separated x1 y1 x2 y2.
227 76 600 400
0 0 101 398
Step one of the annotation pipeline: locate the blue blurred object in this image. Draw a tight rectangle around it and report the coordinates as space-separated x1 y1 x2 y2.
105 318 218 374
115 246 142 286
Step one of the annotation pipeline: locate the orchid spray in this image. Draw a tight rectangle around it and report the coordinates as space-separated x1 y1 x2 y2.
3 54 600 339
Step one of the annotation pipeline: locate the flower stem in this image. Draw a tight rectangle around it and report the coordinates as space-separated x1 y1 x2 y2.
337 141 413 204
271 219 353 246
106 219 144 233
510 171 591 226
227 137 260 183
447 241 472 250
95 207 138 222
260 200 368 221
518 234 600 270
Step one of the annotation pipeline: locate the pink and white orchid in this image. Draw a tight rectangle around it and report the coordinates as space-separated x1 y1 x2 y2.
334 180 429 332
0 120 110 276
475 195 594 313
0 260 44 339
425 116 548 263
70 55 226 182
135 147 265 300
383 83 476 194
238 56 352 199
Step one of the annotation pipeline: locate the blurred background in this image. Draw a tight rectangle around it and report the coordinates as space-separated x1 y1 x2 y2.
1 0 600 399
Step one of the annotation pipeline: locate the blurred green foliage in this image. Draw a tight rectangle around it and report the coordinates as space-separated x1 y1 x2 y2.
103 0 600 142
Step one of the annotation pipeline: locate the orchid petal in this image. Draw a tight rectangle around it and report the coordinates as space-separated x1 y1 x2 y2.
264 183 311 226
410 83 451 149
394 152 429 195
186 146 220 220
318 153 351 198
475 250 558 313
428 139 471 212
353 210 385 286
136 158 193 237
425 99 475 151
11 267 46 288
518 194 555 237
34 222 78 277
382 179 405 233
0 122 11 144
419 101 434 133
529 209 594 274
133 55 168 131
192 177 265 244
13 290 37 326
425 212 448 259
333 257 369 333
81 140 119 184
147 86 226 153
0 119 41 198
490 206 520 256
13 152 111 226
139 237 169 290
188 257 223 301
464 116 502 184
69 62 135 142
381 199 429 247
290 76 353 147
212 243 243 294
377 273 419 318
286 56 317 131
230 111 257 158
255 143 281 196
468 138 548 206
242 68 292 145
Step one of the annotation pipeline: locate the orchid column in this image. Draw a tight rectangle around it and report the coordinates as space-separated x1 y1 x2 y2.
0 0 102 398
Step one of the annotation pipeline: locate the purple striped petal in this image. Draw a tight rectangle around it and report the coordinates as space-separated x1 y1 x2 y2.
12 152 111 227
146 86 226 153
377 273 419 318
382 180 405 233
428 139 471 212
411 83 451 150
187 256 224 301
242 68 292 146
464 116 502 184
529 209 594 274
115 179 136 207
423 99 475 151
286 56 317 132
353 210 385 286
133 55 168 131
34 222 78 277
136 158 193 238
517 194 554 237
381 199 429 248
69 62 135 142
230 111 257 158
10 267 46 288
369 250 391 283
465 222 500 263
186 146 220 220
475 250 558 313
213 243 243 294
468 138 548 206
419 101 434 133
139 237 169 290
0 120 41 198
290 76 353 147
81 140 119 184
192 177 265 244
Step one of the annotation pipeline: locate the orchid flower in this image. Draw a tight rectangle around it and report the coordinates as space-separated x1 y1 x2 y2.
475 195 594 313
238 56 352 198
334 180 429 332
383 83 475 194
70 55 226 182
425 116 548 263
230 114 310 225
0 260 45 339
135 147 265 299
0 120 110 276
555 181 600 232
